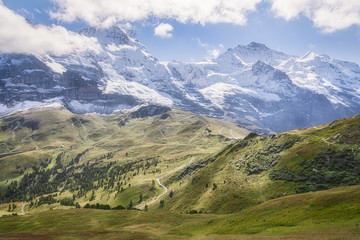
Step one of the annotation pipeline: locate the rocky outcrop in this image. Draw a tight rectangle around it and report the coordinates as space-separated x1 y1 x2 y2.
61 71 101 100
130 105 171 118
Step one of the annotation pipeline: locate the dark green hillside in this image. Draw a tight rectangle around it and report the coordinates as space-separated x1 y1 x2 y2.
157 115 360 214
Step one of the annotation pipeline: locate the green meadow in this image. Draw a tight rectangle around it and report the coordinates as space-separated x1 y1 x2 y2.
0 106 359 239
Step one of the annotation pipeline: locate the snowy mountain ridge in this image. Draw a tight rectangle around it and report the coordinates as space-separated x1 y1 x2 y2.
0 25 359 133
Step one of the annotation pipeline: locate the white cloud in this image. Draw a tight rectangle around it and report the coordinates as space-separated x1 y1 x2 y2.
50 0 262 27
154 23 174 38
0 3 100 56
270 0 360 33
207 48 221 59
208 43 224 59
195 37 224 60
49 1 360 33
195 37 209 48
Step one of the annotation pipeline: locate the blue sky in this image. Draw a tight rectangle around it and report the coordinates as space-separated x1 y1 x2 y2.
1 0 360 63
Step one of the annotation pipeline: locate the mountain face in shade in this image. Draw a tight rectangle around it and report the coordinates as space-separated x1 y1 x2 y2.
0 26 359 133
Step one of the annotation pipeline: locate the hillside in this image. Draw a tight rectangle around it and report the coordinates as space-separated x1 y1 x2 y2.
0 108 359 215
0 108 359 239
150 114 360 214
0 104 249 210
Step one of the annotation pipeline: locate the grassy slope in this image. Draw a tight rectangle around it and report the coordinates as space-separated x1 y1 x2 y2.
155 115 360 214
0 105 249 209
0 185 359 239
0 107 359 239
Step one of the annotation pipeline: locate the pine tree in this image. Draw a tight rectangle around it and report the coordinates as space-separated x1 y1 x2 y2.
90 190 95 201
127 200 133 210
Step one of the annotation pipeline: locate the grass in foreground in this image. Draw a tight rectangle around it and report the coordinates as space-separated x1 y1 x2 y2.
0 185 359 240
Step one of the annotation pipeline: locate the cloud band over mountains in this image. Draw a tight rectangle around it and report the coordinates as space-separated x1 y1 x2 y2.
50 0 261 27
0 0 359 56
50 0 360 33
271 0 360 33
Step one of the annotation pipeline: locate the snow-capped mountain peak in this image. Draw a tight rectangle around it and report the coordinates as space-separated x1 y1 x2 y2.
247 42 270 51
0 29 360 134
220 42 292 66
78 25 132 46
301 51 317 60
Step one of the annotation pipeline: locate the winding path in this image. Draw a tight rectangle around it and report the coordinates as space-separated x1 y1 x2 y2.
21 203 27 214
229 129 239 140
322 137 335 145
177 115 195 122
137 158 194 209
218 127 224 135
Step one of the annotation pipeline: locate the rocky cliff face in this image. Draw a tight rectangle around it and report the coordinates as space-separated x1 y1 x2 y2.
0 26 359 133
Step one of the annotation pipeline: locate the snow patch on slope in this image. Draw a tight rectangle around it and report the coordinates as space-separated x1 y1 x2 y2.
0 98 64 116
103 77 173 106
199 83 281 109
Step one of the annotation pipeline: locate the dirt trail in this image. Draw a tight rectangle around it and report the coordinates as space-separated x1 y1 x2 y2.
218 127 224 135
21 203 26 214
177 115 195 122
322 137 334 145
230 129 239 139
137 158 194 209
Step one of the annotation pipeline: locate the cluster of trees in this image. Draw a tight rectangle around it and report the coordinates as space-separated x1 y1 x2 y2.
59 198 75 206
188 209 202 214
8 203 16 212
37 195 57 205
0 151 162 205
270 147 360 193
83 202 135 211
69 149 89 165
84 203 111 210
27 195 80 208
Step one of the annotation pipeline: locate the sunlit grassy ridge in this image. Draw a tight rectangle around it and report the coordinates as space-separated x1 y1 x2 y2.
154 115 360 214
0 105 248 210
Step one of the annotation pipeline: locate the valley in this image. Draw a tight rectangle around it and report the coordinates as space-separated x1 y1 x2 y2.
0 104 249 213
0 106 359 239
1 1 360 239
